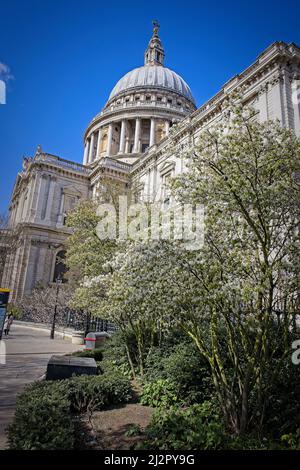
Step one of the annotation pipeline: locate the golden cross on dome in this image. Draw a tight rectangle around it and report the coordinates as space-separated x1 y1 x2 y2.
152 20 160 36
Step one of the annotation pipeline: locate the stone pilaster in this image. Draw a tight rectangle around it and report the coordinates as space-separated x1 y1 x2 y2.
44 176 56 223
57 190 65 226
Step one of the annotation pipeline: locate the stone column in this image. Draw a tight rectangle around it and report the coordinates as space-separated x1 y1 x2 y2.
83 140 89 165
119 120 126 154
134 118 141 153
88 132 95 163
150 118 156 147
107 123 113 156
125 121 131 153
165 120 170 137
96 128 102 159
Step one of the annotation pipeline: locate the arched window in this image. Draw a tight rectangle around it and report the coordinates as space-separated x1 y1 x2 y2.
53 250 68 282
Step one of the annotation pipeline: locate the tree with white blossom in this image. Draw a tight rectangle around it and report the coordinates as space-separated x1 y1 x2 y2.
65 102 300 435
168 103 300 434
93 103 300 434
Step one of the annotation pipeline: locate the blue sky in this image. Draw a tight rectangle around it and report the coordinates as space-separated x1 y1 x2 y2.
1 0 300 213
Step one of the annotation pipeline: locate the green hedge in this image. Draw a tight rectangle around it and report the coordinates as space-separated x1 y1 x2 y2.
62 372 133 413
71 348 103 362
8 381 75 450
8 371 132 450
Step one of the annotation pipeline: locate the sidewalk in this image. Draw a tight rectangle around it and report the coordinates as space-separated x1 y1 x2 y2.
0 325 82 449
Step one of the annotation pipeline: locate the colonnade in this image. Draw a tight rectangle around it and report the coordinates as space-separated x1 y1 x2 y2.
83 117 170 165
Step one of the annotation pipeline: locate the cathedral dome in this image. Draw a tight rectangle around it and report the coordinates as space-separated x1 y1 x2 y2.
108 65 195 105
83 22 197 166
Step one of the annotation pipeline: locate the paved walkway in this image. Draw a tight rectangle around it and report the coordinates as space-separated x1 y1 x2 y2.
0 324 82 449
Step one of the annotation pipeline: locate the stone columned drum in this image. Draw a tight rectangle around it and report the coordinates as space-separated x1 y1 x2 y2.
82 22 196 167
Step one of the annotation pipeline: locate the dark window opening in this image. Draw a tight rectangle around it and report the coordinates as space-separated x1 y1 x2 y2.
164 197 170 208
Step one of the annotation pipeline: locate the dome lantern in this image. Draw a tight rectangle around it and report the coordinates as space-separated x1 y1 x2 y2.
144 20 165 67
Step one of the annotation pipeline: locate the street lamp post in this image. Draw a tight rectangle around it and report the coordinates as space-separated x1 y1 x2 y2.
84 311 91 338
50 276 62 340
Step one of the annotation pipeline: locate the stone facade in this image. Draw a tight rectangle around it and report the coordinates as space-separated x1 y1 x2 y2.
2 150 90 301
2 24 300 301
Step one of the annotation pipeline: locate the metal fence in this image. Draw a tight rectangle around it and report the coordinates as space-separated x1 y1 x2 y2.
61 309 116 334
21 308 116 334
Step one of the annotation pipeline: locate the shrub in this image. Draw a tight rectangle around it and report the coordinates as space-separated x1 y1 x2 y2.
145 340 212 404
71 348 103 362
226 435 272 450
139 401 225 450
262 357 300 437
280 429 300 449
140 379 179 408
64 372 133 413
99 332 133 378
8 381 75 450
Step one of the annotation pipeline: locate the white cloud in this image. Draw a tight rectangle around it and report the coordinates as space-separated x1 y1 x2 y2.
0 62 14 82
